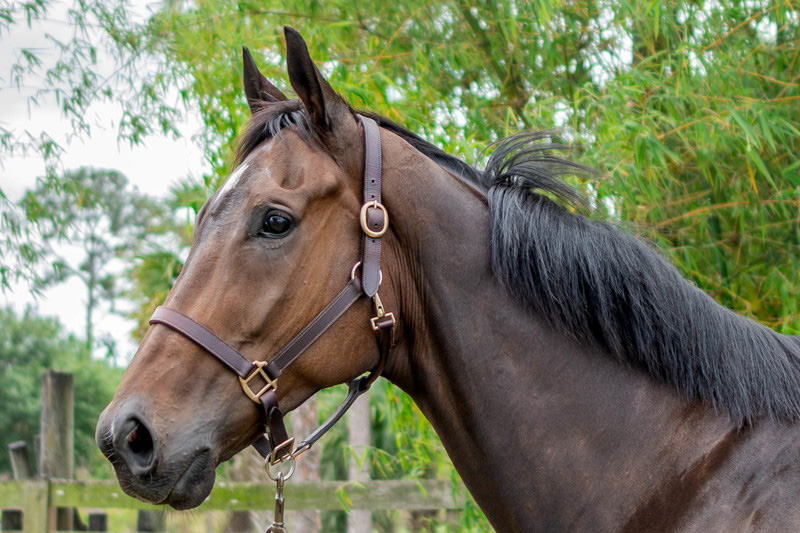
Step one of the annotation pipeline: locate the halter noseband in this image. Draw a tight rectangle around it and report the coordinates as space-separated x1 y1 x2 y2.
149 115 396 465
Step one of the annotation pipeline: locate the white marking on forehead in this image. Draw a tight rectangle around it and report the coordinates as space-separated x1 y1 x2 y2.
209 141 278 211
210 162 248 211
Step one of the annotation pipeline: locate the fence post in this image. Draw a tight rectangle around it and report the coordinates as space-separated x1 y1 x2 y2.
39 370 74 531
4 433 48 533
347 392 372 533
9 442 35 481
2 442 33 532
21 481 48 533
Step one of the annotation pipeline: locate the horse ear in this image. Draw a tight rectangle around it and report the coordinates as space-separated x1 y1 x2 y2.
284 26 349 131
242 46 287 114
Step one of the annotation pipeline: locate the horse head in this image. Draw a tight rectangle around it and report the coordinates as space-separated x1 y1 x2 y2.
96 27 399 509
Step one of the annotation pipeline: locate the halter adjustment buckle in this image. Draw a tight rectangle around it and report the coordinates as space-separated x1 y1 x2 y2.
370 292 396 331
360 200 389 238
370 312 396 331
268 437 296 466
239 360 277 403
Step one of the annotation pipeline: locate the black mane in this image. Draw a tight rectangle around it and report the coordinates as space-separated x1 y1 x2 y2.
236 105 800 425
483 135 800 425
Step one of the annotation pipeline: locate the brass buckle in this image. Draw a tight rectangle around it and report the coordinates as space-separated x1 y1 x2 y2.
268 437 296 466
239 361 277 403
371 312 396 331
370 292 396 331
360 200 389 238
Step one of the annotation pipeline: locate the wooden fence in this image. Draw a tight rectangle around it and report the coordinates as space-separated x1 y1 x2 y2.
0 478 464 532
0 371 465 532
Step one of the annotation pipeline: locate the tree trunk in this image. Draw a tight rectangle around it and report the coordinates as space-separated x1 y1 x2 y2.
86 256 95 353
347 392 372 533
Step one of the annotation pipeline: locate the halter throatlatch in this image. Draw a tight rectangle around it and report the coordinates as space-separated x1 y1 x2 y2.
149 115 395 466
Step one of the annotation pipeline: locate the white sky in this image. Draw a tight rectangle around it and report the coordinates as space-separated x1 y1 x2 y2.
0 1 208 362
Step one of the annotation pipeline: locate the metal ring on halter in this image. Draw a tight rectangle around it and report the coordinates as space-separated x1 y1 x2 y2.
350 261 382 285
266 456 296 481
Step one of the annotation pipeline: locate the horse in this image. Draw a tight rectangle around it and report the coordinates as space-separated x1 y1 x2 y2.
96 27 800 532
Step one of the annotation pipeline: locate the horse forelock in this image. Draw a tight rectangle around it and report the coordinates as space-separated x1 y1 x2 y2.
234 100 317 167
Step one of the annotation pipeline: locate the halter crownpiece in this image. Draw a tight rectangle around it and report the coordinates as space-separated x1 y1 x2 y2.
149 115 395 465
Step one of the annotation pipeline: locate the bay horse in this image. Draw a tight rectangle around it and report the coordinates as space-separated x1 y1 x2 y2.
97 27 800 532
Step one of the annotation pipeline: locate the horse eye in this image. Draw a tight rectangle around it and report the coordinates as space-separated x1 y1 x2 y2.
261 212 292 237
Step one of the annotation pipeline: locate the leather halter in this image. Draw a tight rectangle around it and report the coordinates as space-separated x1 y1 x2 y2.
149 115 395 464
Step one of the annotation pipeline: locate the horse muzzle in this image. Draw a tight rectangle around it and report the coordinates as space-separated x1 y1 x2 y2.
96 398 216 510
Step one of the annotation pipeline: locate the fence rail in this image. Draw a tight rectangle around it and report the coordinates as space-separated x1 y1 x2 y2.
2 477 464 511
0 478 465 532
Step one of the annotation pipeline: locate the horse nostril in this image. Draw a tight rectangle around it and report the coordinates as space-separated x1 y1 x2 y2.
126 422 153 456
115 415 158 476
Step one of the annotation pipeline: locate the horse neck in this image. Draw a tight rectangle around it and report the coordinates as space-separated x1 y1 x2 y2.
376 134 766 530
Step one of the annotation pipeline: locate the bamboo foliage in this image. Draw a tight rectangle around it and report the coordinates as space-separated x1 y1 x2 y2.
578 0 800 330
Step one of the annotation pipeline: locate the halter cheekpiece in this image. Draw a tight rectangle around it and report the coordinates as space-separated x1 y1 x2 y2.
149 115 395 466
